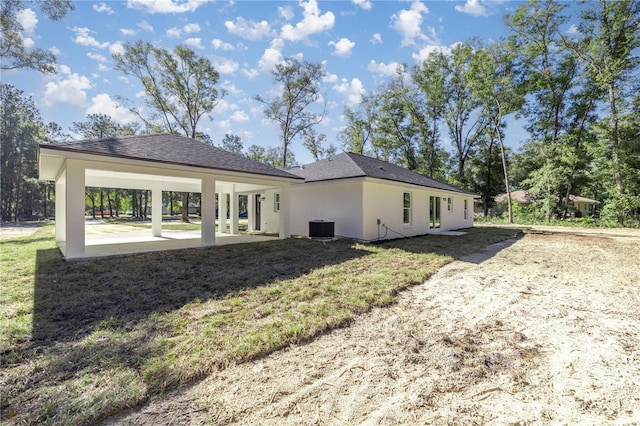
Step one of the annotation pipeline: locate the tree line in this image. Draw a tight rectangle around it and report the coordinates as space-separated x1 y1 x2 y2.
1 0 638 225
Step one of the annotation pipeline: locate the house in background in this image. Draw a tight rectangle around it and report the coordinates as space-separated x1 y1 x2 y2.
494 190 599 217
568 194 599 217
288 152 477 242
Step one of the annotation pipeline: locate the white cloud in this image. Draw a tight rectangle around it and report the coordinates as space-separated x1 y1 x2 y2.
367 60 402 77
184 23 201 34
391 1 430 47
241 68 260 79
43 68 92 107
370 33 383 44
412 44 452 61
120 28 137 36
280 0 335 42
110 42 125 56
126 0 208 14
333 78 365 105
212 56 239 74
352 0 372 10
184 38 203 49
87 52 108 63
329 37 355 57
454 0 489 17
212 39 234 51
16 8 38 34
22 37 35 49
166 27 182 38
221 81 241 95
230 110 250 123
98 64 109 72
87 93 138 123
50 46 61 56
258 38 285 73
322 73 338 83
72 27 110 49
138 20 154 32
93 3 114 14
225 17 272 41
567 24 581 35
279 5 294 20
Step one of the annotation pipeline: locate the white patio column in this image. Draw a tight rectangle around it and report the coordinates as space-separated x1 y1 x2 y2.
247 193 255 232
201 176 216 247
64 159 86 259
151 182 162 237
219 190 228 233
54 168 67 252
278 184 291 239
230 185 239 234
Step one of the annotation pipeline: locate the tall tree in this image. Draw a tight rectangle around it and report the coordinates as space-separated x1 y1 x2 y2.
414 44 486 185
70 113 136 140
220 133 243 155
505 0 581 221
1 84 46 221
1 0 74 73
563 0 640 224
337 102 376 155
113 41 224 221
467 43 524 223
255 58 326 168
113 41 224 139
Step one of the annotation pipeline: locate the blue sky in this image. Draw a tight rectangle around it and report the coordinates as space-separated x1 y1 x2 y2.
4 0 584 165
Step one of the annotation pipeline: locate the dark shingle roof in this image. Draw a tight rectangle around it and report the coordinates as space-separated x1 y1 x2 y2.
289 152 477 195
41 133 302 180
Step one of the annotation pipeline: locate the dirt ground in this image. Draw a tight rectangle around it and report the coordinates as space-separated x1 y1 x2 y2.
93 227 640 424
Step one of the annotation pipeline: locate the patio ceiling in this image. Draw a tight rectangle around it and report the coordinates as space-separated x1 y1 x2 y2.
83 168 279 194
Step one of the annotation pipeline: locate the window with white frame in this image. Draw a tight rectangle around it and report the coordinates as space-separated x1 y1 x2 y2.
447 197 452 212
274 193 280 212
464 199 468 220
403 192 412 225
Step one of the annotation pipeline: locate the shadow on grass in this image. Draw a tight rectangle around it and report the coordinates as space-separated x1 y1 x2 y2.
31 238 370 344
376 227 522 261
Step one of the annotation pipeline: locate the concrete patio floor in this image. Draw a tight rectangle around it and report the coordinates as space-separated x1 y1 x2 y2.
83 223 278 258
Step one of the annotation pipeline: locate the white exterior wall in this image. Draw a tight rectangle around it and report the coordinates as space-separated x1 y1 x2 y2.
290 177 474 242
290 180 364 240
362 181 474 240
260 189 281 234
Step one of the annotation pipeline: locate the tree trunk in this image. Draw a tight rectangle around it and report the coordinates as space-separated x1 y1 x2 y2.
181 192 189 222
495 120 512 224
99 190 104 219
608 82 625 225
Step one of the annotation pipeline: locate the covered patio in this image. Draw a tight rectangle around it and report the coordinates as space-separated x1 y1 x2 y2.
38 134 303 260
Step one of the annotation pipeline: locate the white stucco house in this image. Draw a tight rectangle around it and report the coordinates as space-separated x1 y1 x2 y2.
39 134 477 259
38 134 303 259
288 152 476 241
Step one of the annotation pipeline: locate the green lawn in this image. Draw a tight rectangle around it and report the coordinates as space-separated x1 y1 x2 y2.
0 224 519 424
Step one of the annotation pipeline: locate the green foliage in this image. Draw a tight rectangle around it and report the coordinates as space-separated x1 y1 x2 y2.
255 58 326 168
112 41 224 139
0 0 74 73
0 84 50 221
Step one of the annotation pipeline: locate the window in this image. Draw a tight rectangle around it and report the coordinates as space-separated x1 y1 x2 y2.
447 197 452 212
403 192 411 225
464 199 468 220
429 196 441 229
274 193 280 212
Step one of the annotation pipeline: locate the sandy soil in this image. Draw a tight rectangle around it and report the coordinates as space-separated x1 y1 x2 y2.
103 226 638 424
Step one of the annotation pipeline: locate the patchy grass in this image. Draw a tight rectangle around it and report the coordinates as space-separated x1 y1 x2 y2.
0 225 519 425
